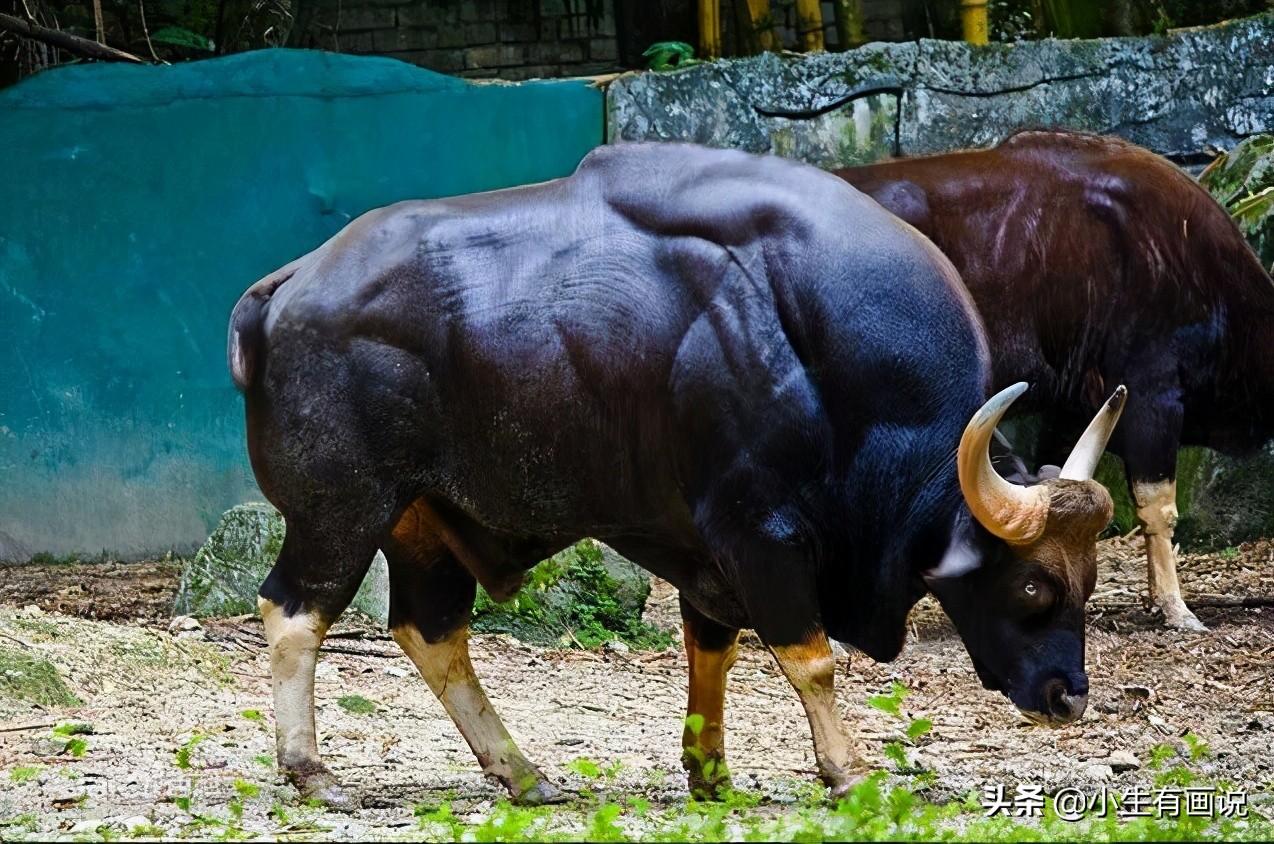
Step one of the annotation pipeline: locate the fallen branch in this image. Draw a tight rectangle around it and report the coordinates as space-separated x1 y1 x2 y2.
0 721 56 733
0 12 145 63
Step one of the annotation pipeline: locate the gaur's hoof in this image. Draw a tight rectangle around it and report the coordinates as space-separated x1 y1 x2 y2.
683 750 731 801
820 763 867 800
1159 599 1208 632
291 768 356 811
513 778 567 806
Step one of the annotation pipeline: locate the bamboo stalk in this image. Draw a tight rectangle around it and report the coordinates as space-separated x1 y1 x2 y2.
698 0 721 59
794 0 825 52
744 0 776 51
832 0 864 49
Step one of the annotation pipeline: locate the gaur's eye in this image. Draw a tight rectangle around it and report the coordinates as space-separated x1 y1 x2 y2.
1019 575 1056 613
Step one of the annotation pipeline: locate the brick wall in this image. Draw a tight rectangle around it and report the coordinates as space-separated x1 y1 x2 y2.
293 0 622 81
768 0 906 48
292 0 910 81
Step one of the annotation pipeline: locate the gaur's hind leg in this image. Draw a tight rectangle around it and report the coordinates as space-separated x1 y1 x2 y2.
384 500 563 805
1117 382 1205 632
258 522 379 809
679 596 740 800
1131 477 1205 631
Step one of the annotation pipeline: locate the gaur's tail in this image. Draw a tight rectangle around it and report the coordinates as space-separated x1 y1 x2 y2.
227 264 297 391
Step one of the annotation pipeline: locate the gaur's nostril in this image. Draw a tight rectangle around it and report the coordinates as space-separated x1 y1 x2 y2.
1043 678 1068 713
1042 677 1088 723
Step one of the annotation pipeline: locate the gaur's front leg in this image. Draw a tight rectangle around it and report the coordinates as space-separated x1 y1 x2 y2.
679 596 741 800
766 631 864 797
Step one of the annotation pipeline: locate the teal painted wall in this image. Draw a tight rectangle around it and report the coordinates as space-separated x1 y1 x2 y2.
0 49 603 560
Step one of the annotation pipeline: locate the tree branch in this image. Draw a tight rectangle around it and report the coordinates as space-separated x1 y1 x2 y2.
0 11 146 63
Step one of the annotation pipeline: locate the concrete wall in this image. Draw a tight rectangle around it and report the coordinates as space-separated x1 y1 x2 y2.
0 49 604 561
292 0 623 81
608 13 1274 167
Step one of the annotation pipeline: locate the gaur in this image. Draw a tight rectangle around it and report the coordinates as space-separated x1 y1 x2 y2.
838 129 1274 632
229 142 1122 805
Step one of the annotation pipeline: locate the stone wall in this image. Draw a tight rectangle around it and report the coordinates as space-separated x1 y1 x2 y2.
293 0 622 81
608 13 1274 167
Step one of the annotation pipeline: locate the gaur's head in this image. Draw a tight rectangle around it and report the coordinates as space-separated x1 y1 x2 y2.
926 383 1124 726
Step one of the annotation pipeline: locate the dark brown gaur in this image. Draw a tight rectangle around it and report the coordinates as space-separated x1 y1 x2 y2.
838 129 1274 632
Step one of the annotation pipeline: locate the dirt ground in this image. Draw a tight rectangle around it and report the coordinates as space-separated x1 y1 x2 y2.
0 536 1271 839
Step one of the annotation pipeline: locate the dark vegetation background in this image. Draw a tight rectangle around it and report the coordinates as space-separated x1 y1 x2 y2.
3 0 1270 88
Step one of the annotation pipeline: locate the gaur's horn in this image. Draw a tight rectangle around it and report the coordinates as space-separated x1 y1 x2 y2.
958 382 1050 545
1059 386 1128 481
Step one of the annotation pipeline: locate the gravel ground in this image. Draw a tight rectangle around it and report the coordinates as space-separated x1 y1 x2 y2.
0 536 1271 839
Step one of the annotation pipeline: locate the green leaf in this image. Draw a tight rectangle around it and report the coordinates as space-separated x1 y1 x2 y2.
52 722 93 736
174 733 206 770
642 40 701 72
883 741 908 770
337 694 376 715
567 757 602 779
684 713 706 737
232 778 260 799
150 26 214 51
905 718 933 741
64 737 88 757
240 709 264 722
866 694 902 718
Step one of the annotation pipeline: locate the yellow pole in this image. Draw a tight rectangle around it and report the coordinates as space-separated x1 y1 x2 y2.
794 0 825 52
960 0 989 45
745 0 777 52
699 0 721 59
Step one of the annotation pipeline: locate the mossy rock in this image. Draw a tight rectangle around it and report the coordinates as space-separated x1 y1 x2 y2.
175 503 389 621
1200 134 1274 270
179 506 663 648
0 645 80 708
1176 444 1274 551
472 539 668 650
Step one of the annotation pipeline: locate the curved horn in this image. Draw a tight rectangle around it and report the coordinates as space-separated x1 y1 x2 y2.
1059 385 1128 481
958 382 1050 545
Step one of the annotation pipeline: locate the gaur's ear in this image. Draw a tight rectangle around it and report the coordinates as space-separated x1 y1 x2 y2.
924 538 981 580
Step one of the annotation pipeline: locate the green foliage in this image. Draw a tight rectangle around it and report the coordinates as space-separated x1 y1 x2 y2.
336 694 377 715
568 757 603 780
128 821 166 838
240 709 264 723
472 539 671 651
173 733 206 770
150 26 215 52
8 765 41 784
0 646 80 707
642 41 702 72
905 718 933 741
1201 133 1274 272
867 680 909 718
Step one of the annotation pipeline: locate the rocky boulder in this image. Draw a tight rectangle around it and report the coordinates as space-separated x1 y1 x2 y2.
472 538 666 649
175 503 389 622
